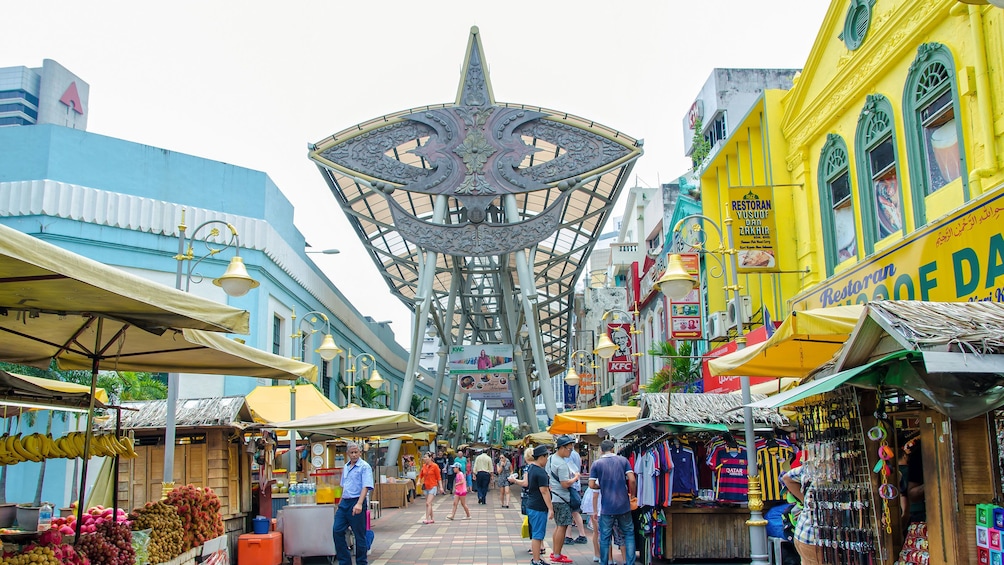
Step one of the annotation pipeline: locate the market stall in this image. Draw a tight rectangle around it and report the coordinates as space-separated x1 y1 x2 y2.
607 392 789 563
266 406 437 561
743 300 1004 565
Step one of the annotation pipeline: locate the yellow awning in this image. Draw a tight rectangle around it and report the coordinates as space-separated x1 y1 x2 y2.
246 384 338 424
12 373 110 404
548 405 640 435
708 305 864 378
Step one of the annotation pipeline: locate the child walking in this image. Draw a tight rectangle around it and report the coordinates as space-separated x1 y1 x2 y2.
447 462 472 520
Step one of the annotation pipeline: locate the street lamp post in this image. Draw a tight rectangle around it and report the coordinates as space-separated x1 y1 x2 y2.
593 308 639 404
166 208 260 498
288 309 343 485
654 213 769 565
345 350 385 406
564 349 596 409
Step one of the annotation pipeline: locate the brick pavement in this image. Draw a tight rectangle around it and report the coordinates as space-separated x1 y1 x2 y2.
366 491 601 565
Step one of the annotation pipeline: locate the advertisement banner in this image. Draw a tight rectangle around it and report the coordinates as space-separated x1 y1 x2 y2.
670 253 704 339
563 382 578 410
577 372 596 396
449 344 514 374
792 189 1004 309
605 322 634 373
458 372 514 400
729 186 779 273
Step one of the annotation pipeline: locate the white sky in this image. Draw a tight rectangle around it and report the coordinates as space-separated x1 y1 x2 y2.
2 1 829 348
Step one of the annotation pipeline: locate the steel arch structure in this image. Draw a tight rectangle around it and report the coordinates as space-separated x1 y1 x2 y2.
308 27 641 448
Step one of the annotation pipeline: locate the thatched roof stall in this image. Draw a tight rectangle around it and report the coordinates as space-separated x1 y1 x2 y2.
639 392 789 428
99 396 255 537
96 396 253 431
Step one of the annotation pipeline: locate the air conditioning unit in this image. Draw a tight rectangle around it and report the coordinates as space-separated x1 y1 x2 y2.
727 295 753 328
707 311 729 340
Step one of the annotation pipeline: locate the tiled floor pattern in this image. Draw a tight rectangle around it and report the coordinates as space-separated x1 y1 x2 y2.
360 492 747 565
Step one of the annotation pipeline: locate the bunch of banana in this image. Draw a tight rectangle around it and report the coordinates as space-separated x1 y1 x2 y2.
0 432 138 465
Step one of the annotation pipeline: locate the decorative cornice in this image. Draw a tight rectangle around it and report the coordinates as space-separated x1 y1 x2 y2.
783 0 946 151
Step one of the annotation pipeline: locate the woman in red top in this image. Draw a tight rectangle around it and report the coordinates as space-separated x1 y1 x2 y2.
419 451 443 524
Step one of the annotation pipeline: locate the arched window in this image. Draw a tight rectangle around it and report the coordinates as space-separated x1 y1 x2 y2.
818 134 856 276
903 43 968 226
855 94 904 252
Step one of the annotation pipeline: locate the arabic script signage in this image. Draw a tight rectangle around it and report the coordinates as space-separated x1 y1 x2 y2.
792 189 1004 309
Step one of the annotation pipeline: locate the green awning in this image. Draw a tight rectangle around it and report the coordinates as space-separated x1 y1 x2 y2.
747 350 918 409
666 422 730 433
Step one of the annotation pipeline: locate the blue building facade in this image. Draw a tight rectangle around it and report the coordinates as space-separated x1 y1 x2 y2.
0 123 438 505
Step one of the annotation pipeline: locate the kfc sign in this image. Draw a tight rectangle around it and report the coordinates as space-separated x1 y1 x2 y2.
608 360 634 373
606 322 634 373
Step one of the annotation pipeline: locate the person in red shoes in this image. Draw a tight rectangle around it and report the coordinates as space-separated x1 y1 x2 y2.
547 435 581 564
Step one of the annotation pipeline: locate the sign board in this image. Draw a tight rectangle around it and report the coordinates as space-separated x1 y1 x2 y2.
458 372 514 400
729 186 780 273
669 253 704 339
449 344 514 374
688 100 704 130
605 322 634 373
577 372 596 395
792 188 1004 309
563 382 578 410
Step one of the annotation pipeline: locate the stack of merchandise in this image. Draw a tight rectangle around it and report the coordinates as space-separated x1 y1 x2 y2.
895 522 929 565
975 503 1004 565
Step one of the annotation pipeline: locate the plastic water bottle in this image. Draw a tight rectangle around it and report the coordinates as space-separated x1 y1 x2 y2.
309 482 317 504
289 483 299 505
37 503 53 532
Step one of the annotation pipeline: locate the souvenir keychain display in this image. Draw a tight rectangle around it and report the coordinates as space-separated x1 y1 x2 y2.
795 387 884 564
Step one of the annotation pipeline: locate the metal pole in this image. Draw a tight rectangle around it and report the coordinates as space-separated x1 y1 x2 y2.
723 214 769 565
289 383 297 486
163 211 187 498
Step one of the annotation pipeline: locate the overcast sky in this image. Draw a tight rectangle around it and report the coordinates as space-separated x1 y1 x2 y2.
2 1 829 347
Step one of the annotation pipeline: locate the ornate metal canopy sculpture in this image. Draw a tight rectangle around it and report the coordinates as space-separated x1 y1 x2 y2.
308 27 642 420
310 27 641 257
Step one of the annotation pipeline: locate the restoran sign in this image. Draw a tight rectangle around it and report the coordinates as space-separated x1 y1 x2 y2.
792 188 1004 309
730 186 780 273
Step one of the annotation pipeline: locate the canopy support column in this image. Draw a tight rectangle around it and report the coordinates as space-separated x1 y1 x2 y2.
388 195 448 465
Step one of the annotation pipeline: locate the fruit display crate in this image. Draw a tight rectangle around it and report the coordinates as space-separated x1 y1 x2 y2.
158 546 201 565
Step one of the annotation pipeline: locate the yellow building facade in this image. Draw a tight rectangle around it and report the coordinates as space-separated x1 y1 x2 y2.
700 0 1003 319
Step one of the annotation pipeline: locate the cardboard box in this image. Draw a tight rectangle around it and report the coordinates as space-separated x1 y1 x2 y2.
980 526 990 548
238 532 283 565
979 547 990 565
992 528 1002 551
993 550 1003 565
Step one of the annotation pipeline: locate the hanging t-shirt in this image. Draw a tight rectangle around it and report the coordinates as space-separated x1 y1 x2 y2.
711 448 748 503
670 445 698 501
756 443 794 502
634 449 658 508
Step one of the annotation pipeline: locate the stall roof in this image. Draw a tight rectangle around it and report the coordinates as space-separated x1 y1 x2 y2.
97 396 253 431
640 392 788 428
0 370 109 416
245 384 338 424
708 305 863 378
548 405 640 435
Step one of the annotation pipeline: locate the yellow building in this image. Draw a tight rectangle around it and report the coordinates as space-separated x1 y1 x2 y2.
699 0 1003 319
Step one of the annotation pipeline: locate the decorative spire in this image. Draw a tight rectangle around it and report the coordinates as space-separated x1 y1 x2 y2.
455 26 495 107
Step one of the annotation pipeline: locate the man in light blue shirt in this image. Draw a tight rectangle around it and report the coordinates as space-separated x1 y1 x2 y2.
334 442 374 565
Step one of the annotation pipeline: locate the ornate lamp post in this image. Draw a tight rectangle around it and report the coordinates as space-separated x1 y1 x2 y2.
345 350 385 406
564 349 596 409
287 309 343 484
655 212 769 565
165 208 259 498
593 309 638 360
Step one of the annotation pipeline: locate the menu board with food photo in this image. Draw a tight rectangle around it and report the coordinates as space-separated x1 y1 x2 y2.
669 253 703 340
729 186 780 273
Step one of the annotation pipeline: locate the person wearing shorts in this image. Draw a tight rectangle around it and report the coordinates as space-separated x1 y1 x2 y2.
418 451 443 524
524 445 553 565
547 435 580 564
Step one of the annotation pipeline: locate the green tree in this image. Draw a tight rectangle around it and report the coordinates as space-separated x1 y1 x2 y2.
340 379 388 408
646 341 701 393
691 118 712 171
501 423 519 443
408 395 429 418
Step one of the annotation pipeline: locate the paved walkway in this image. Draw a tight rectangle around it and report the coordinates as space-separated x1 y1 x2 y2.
363 491 748 565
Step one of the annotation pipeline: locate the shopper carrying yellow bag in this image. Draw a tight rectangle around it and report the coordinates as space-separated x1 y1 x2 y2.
521 514 530 539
